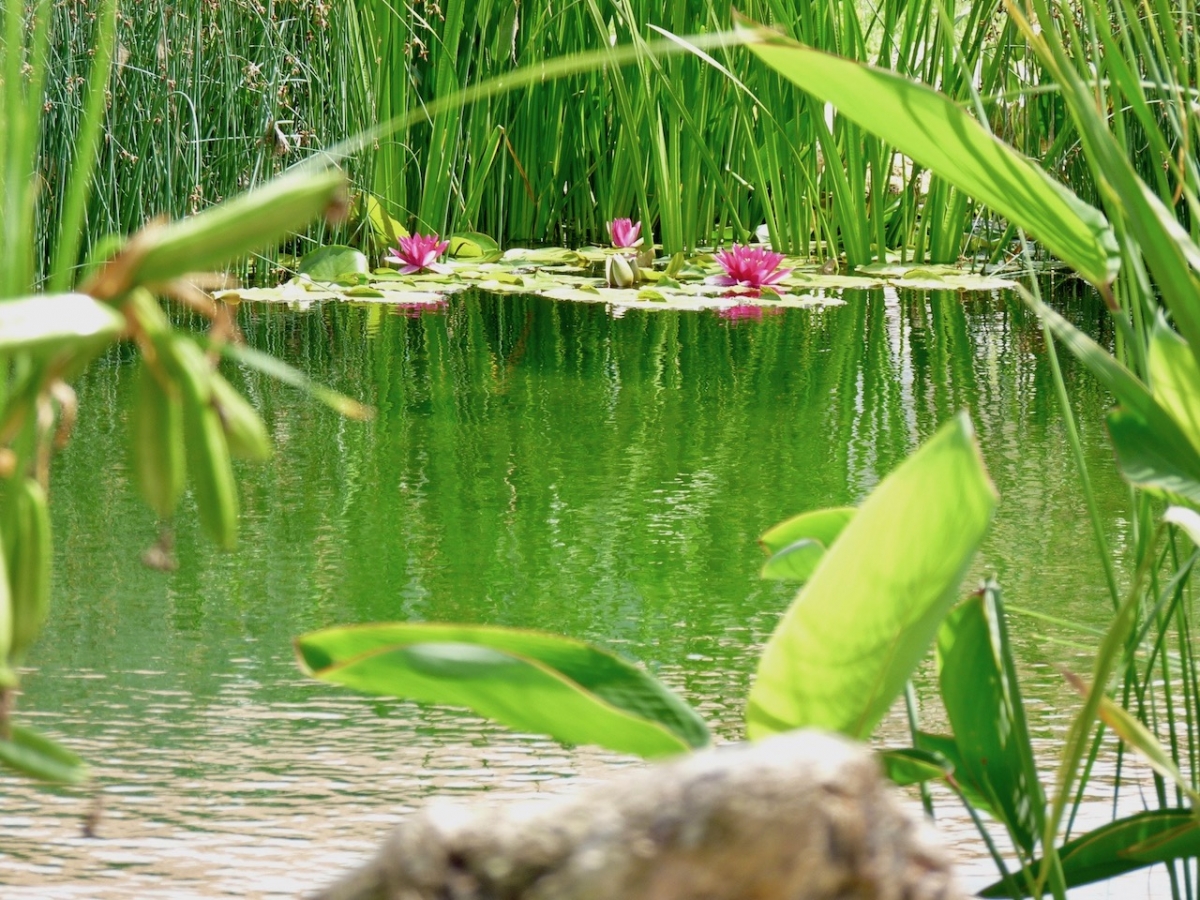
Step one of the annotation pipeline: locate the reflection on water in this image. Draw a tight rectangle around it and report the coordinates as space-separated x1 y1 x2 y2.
0 288 1151 897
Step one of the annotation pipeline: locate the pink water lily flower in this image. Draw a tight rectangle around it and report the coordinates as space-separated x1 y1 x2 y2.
711 245 791 290
609 218 644 249
387 233 452 275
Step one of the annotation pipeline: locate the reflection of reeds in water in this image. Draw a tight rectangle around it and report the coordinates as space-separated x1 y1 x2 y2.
29 287 1130 894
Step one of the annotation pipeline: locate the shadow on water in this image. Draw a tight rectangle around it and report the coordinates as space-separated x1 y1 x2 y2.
2 287 1133 897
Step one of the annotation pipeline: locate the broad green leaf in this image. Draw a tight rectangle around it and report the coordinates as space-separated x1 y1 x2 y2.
298 245 369 282
760 539 827 582
1149 316 1200 454
1107 408 1200 505
1024 293 1200 497
938 585 1044 853
759 506 856 554
879 747 953 787
296 623 710 758
0 725 89 784
0 294 124 355
447 232 503 263
737 22 1119 286
747 412 997 740
981 810 1200 898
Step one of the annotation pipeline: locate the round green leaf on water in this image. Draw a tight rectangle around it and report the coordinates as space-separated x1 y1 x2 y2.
295 623 710 758
298 245 370 282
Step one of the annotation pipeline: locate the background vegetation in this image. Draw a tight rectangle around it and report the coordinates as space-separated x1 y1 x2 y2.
40 0 1195 271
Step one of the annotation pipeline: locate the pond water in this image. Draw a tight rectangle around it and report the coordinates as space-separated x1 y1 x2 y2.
0 287 1159 897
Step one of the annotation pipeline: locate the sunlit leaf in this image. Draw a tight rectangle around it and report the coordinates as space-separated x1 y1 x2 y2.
1165 506 1200 547
0 725 89 784
1149 316 1200 454
0 294 124 355
1107 408 1200 505
736 20 1119 286
296 623 710 758
938 584 1044 852
747 412 997 740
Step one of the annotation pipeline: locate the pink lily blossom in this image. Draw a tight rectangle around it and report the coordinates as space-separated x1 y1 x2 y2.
609 218 644 249
711 245 791 290
387 233 452 275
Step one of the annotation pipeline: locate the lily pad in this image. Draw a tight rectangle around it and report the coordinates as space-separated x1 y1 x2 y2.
298 245 370 281
448 232 503 263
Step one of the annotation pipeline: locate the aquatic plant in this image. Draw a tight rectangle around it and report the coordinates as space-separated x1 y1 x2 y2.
604 253 639 288
711 246 791 291
386 233 451 275
609 219 644 249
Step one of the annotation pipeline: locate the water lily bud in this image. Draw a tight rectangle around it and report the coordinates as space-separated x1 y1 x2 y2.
605 253 637 288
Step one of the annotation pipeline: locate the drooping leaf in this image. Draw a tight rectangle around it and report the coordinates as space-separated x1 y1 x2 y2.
296 623 710 758
938 584 1044 853
1023 293 1200 500
1107 407 1200 505
736 21 1119 287
879 747 953 787
0 725 89 784
759 506 856 555
298 245 369 282
760 539 827 582
981 810 1200 898
747 412 997 740
0 294 124 356
1149 316 1200 453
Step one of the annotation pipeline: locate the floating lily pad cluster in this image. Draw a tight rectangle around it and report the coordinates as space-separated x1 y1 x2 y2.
214 237 1017 316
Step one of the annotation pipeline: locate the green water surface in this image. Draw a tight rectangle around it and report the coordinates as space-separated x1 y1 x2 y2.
2 287 1130 898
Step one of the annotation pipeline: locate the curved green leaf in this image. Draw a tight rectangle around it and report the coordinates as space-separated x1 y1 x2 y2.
298 245 369 282
1149 317 1200 453
915 731 998 816
938 584 1044 853
296 623 710 758
1107 408 1200 505
759 506 856 554
738 22 1119 286
760 539 827 582
747 412 997 740
879 747 953 787
0 725 89 784
981 810 1200 898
